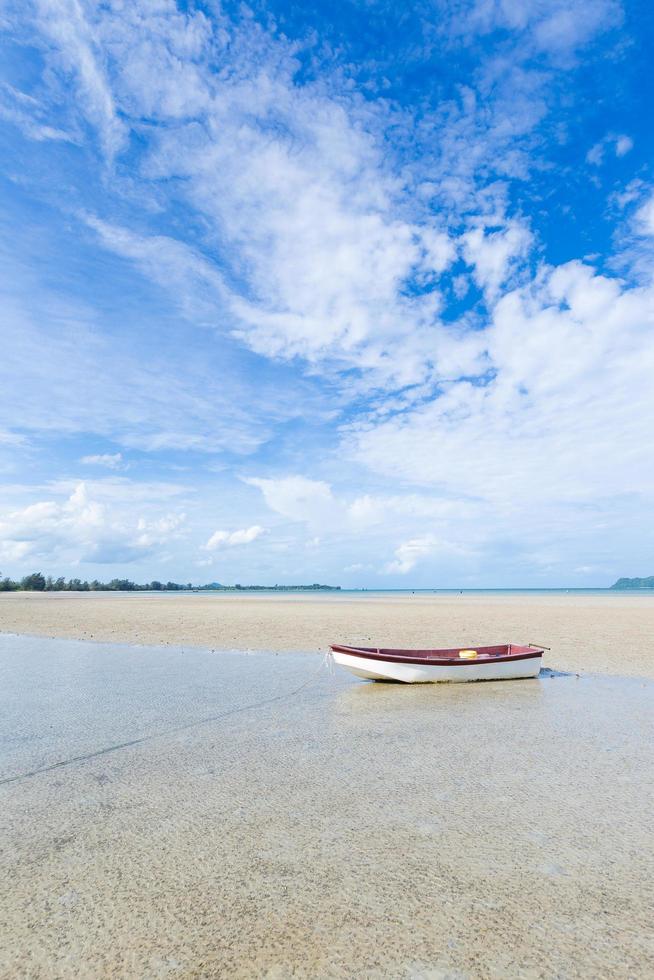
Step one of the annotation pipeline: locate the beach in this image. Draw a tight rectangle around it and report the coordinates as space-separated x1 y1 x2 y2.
1 633 653 979
3 591 654 978
1 589 653 678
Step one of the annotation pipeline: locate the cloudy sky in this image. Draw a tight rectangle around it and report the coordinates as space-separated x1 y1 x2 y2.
1 0 653 587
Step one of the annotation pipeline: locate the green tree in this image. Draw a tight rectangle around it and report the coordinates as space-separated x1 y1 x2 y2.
108 578 136 591
21 572 46 591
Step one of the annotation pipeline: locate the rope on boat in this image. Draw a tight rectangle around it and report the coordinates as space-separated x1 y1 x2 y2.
0 651 335 788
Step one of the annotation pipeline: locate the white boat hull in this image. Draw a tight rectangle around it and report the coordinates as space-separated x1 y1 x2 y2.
332 649 542 683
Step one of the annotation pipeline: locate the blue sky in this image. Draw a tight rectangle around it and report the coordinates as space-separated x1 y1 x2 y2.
0 0 653 587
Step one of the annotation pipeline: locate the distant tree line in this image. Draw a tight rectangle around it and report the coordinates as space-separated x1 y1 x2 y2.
0 574 340 593
0 573 193 592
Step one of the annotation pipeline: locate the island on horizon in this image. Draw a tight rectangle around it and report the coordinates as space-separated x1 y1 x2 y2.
610 576 654 590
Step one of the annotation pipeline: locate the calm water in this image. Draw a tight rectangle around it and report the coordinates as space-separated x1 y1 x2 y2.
120 587 654 597
338 588 654 595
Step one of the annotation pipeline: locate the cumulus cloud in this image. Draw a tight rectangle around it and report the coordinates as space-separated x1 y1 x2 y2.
0 482 186 565
346 261 654 563
245 475 481 574
244 477 343 528
461 220 533 298
246 475 477 531
384 535 470 575
204 526 265 551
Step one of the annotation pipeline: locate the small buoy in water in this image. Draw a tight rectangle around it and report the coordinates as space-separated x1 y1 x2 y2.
459 649 478 659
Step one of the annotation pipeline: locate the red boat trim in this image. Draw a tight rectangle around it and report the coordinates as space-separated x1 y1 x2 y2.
330 644 543 667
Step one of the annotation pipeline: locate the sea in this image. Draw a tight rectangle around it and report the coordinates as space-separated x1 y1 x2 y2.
188 587 654 596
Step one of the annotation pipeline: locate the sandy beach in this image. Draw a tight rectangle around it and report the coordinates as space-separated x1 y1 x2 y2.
2 598 653 977
1 590 653 678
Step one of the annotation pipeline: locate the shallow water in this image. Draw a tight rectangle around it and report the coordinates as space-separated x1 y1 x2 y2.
1 634 653 978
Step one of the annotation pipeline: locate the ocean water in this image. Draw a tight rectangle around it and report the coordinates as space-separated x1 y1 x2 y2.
338 587 654 595
60 586 654 598
191 587 654 596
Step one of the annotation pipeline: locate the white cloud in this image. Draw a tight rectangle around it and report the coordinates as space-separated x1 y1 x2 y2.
461 220 532 299
6 0 623 400
458 0 622 56
586 142 605 166
384 535 470 575
615 134 633 157
347 262 654 543
244 475 483 575
204 525 265 551
587 132 634 165
82 215 233 325
244 476 343 528
0 83 78 143
635 194 654 237
10 2 468 389
347 493 477 529
33 0 126 158
47 478 189 504
80 452 124 470
246 476 478 532
0 482 186 565
0 258 303 456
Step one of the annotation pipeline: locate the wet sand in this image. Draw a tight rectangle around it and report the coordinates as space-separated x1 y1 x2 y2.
1 634 653 978
1 590 654 677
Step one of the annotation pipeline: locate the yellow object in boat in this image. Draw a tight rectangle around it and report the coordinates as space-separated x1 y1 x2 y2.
459 649 478 659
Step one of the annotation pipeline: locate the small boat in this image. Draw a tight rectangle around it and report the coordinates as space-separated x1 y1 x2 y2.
330 643 544 683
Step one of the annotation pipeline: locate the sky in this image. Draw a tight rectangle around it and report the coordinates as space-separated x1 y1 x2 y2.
0 0 653 588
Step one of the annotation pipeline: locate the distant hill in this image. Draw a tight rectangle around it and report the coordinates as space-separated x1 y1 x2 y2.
610 576 654 590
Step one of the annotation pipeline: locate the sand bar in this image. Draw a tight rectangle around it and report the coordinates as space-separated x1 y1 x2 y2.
1 590 654 677
1 634 653 978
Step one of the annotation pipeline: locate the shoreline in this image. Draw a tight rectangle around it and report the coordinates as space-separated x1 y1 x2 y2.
1 590 653 678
